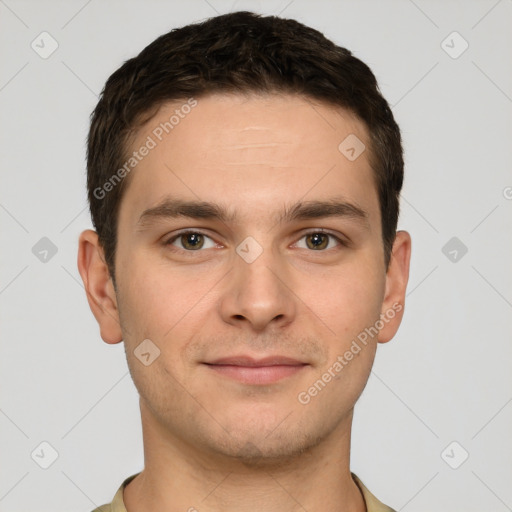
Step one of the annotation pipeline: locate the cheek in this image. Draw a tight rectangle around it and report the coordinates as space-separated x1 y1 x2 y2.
307 260 385 342
299 267 384 413
117 264 199 398
117 252 211 337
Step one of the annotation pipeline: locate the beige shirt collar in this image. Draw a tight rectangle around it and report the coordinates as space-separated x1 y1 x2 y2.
92 472 396 512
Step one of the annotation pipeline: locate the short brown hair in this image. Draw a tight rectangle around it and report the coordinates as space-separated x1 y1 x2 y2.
87 11 403 284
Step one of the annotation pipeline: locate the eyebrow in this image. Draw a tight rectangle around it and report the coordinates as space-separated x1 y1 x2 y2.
137 196 369 229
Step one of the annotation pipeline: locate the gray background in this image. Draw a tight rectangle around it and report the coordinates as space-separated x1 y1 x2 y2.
1 0 511 510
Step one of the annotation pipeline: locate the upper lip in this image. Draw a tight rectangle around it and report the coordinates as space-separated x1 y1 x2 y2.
204 356 307 367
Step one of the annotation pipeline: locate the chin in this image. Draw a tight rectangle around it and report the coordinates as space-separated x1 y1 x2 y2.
204 419 328 470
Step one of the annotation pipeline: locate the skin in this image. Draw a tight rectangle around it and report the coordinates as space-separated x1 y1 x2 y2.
78 92 411 512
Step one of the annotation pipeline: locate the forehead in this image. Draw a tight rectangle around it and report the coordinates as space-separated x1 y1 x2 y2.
120 92 378 225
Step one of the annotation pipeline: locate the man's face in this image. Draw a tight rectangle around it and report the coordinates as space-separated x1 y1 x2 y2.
112 93 394 463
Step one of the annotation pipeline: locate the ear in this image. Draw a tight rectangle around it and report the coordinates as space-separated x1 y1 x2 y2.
378 230 411 344
77 229 123 344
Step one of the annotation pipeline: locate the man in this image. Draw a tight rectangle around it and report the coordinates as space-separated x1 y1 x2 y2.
78 11 410 512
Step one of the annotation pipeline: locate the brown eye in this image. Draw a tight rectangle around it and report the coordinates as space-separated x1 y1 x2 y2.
166 231 216 251
180 232 204 250
305 232 329 250
164 230 220 253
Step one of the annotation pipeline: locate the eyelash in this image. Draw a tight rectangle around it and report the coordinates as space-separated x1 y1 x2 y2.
163 229 347 252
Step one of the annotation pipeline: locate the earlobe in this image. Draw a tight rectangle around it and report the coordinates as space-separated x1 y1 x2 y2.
77 229 123 344
378 230 411 344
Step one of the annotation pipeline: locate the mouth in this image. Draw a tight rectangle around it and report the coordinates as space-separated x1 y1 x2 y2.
202 356 309 385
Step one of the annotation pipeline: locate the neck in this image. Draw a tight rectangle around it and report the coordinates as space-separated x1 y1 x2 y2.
124 402 366 512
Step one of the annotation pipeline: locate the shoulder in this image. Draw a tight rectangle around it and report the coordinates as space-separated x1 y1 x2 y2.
89 473 140 512
352 473 396 512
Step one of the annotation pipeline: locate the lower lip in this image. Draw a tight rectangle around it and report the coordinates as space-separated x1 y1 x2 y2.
205 364 307 385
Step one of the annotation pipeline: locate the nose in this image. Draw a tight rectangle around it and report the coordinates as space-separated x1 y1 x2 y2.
218 247 297 333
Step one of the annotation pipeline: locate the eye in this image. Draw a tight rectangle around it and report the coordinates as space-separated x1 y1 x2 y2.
165 231 218 251
295 231 343 251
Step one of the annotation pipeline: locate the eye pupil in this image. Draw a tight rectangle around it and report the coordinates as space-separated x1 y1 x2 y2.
182 233 204 250
306 233 328 250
